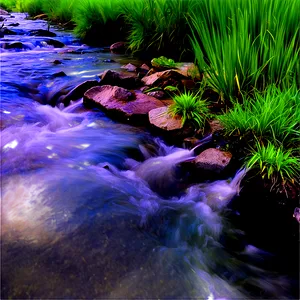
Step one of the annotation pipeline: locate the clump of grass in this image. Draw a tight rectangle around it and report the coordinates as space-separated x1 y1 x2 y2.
0 0 17 11
217 85 299 146
218 84 299 189
246 142 299 187
16 0 44 16
168 90 210 128
73 0 126 44
43 0 76 24
123 0 197 59
189 0 300 100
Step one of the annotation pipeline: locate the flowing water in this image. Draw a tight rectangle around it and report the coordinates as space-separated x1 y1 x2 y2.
1 14 298 299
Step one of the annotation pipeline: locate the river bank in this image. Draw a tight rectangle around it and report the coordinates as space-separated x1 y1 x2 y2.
0 10 299 300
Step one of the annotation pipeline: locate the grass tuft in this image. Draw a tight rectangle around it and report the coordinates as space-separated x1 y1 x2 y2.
168 89 211 128
246 142 299 186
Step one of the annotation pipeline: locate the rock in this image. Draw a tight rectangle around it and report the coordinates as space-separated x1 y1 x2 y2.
0 27 17 35
33 13 48 20
0 16 6 21
146 91 165 99
51 71 67 78
28 29 56 37
84 85 164 123
141 69 186 87
60 80 100 106
121 63 137 72
181 79 196 90
194 148 232 173
176 62 201 80
183 137 201 149
293 207 300 223
149 106 183 131
140 63 150 71
7 23 19 26
44 39 65 48
103 59 116 63
99 69 140 89
139 86 149 93
209 119 224 134
52 60 62 65
0 8 9 15
110 41 126 53
6 41 24 49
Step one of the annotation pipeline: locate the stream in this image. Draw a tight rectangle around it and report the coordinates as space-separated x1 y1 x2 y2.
1 14 298 299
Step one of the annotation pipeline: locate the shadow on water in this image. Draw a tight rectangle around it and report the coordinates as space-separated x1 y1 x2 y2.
1 13 298 300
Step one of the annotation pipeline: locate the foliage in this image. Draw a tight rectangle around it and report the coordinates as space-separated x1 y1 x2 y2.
168 89 210 128
42 0 76 23
0 0 17 11
246 142 299 186
122 0 197 59
217 85 300 146
73 0 125 43
151 56 177 69
16 0 44 16
189 0 300 100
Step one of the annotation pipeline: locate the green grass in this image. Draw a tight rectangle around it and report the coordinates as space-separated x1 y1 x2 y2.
189 0 300 101
218 85 299 188
122 0 197 59
43 0 76 24
168 89 211 128
15 0 44 16
73 0 125 44
217 85 299 146
0 0 17 11
246 142 299 186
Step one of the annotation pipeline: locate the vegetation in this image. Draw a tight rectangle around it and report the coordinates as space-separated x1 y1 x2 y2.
73 0 125 43
246 142 299 187
218 85 299 188
151 56 177 69
189 0 300 100
217 86 299 146
168 89 210 129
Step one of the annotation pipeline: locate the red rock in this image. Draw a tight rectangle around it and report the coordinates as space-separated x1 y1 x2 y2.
110 41 126 53
84 85 164 122
149 106 183 131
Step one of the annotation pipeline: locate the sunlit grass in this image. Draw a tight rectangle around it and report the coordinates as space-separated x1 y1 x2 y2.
168 89 211 128
0 0 17 11
190 0 300 100
217 85 300 146
246 142 299 186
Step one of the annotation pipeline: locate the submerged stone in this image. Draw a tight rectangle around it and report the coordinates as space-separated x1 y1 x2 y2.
60 80 100 106
44 39 65 48
28 29 56 37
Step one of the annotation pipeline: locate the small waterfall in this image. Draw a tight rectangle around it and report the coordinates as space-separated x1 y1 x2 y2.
132 148 194 197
